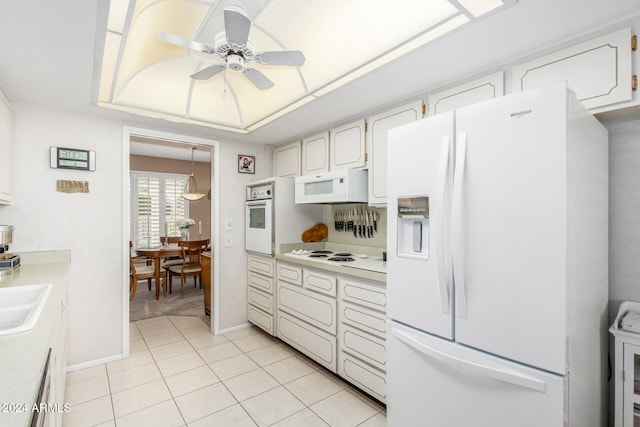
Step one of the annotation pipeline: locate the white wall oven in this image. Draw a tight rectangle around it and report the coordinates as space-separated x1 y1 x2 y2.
245 183 274 256
245 177 325 257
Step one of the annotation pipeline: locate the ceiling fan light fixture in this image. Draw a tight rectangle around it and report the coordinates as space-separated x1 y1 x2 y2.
182 147 206 201
227 54 244 71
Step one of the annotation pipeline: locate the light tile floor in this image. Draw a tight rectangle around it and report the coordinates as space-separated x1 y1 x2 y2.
63 316 387 427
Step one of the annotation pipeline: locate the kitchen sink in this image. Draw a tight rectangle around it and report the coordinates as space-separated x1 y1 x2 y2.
0 284 52 336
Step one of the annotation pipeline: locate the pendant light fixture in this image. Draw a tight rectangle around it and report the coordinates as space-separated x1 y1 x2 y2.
182 147 206 201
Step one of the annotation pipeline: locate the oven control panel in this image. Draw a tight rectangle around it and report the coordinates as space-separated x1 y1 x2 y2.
247 183 273 200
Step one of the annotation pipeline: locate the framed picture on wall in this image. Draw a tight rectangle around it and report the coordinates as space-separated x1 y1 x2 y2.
238 155 255 174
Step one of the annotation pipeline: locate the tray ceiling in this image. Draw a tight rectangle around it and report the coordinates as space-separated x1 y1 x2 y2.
97 0 509 134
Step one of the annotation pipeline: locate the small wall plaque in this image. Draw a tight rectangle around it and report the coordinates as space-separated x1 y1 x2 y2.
50 146 96 171
56 180 89 193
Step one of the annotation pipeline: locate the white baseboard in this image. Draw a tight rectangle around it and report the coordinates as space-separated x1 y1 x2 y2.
66 353 125 372
217 322 252 335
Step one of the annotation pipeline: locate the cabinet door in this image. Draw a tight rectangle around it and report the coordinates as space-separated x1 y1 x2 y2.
512 27 632 111
302 131 329 175
623 342 640 427
248 304 274 336
0 89 13 204
248 254 275 277
428 71 504 116
278 310 337 372
278 282 337 334
338 352 386 403
248 271 274 294
340 276 387 313
276 262 302 286
366 100 422 206
303 268 337 297
330 119 366 170
273 141 301 177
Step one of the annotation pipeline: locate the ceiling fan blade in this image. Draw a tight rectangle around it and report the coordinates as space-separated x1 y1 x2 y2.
157 31 214 54
254 50 305 66
243 68 274 90
190 64 225 80
224 6 251 48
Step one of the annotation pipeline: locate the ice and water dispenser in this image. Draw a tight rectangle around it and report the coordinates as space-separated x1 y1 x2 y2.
396 196 429 259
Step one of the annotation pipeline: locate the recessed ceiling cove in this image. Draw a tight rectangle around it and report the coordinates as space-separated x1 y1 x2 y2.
97 0 509 133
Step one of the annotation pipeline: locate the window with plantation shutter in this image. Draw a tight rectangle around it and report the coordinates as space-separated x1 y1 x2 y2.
130 171 189 249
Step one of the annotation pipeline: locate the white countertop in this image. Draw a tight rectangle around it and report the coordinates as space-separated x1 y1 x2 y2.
277 243 386 283
0 251 70 427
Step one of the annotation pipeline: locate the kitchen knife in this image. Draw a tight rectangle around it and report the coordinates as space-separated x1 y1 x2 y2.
353 209 357 237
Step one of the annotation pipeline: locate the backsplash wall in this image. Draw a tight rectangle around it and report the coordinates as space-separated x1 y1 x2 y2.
325 204 387 249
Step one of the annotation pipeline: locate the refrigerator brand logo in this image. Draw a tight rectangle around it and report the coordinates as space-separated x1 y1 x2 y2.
510 109 532 118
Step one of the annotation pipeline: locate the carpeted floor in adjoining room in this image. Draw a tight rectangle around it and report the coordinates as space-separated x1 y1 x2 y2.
129 277 210 327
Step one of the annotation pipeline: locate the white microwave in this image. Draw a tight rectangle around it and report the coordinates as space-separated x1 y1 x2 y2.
295 169 368 204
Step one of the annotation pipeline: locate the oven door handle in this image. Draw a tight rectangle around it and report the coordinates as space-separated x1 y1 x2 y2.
246 200 268 207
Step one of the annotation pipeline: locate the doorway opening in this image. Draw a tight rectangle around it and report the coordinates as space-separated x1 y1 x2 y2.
122 126 220 357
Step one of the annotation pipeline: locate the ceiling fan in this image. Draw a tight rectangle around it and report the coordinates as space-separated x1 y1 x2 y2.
157 5 305 90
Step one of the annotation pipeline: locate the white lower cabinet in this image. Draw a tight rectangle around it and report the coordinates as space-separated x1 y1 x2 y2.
277 310 337 371
338 276 387 403
247 254 276 336
45 294 68 427
277 281 337 335
303 268 337 297
248 304 274 334
275 260 387 402
338 352 387 403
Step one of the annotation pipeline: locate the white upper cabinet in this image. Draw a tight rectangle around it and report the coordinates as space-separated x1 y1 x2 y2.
273 140 301 177
512 27 633 111
302 131 329 175
0 88 13 205
329 119 366 171
428 72 504 116
366 100 423 206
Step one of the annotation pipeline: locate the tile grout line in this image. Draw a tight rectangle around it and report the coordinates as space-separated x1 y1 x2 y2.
69 316 384 426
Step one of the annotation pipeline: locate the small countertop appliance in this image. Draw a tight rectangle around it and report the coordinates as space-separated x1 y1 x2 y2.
0 225 20 276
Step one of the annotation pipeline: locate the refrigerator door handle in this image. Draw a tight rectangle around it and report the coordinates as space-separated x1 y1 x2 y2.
452 132 467 318
436 136 450 314
392 329 547 393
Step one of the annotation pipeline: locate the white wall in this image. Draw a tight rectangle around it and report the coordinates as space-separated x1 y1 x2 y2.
216 141 272 332
0 102 273 366
605 115 640 319
0 103 124 366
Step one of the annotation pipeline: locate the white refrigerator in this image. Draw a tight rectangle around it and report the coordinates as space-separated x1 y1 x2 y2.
386 82 608 427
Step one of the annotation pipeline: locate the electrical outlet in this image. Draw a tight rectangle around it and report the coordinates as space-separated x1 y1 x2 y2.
224 233 233 247
225 217 233 231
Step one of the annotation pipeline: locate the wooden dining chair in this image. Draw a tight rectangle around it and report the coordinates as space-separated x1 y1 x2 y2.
129 241 165 301
166 239 209 297
161 235 183 269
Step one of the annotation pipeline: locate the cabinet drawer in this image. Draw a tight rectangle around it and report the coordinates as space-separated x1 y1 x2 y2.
248 271 274 294
303 269 337 297
277 262 302 286
340 301 386 339
277 311 336 372
340 324 387 372
340 277 386 313
278 282 337 334
248 287 274 314
248 255 275 277
338 352 386 403
248 305 275 336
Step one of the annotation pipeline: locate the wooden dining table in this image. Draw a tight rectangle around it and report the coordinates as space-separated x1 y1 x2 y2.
136 245 183 299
